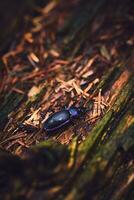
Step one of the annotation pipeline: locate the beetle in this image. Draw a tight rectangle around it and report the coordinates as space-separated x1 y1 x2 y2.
43 107 85 134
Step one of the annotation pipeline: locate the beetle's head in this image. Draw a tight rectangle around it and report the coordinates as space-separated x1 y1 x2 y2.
69 106 86 119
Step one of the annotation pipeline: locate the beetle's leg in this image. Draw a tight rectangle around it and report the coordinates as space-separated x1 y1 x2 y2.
17 122 39 133
62 104 68 110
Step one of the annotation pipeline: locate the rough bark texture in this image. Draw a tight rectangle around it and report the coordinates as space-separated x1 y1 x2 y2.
0 0 49 54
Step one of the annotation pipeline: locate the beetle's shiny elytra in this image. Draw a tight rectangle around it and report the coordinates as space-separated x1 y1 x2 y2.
43 107 84 133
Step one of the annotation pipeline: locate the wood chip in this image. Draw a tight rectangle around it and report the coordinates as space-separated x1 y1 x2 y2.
49 49 60 58
12 87 25 94
29 52 40 63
